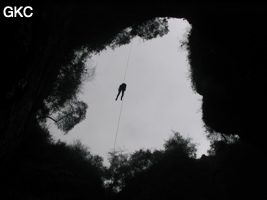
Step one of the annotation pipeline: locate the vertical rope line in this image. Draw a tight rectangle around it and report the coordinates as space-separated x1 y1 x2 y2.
123 40 133 83
113 40 133 151
113 99 124 151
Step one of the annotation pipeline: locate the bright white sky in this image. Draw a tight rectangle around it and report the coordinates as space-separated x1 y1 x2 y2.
50 18 210 166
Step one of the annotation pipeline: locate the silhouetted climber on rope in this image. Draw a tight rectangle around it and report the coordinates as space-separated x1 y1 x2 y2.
116 83 127 101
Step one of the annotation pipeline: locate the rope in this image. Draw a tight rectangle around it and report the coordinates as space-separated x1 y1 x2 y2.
113 99 124 151
113 40 133 151
123 40 133 82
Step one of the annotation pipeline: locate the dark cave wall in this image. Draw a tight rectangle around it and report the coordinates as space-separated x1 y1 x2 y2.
1 1 267 168
0 1 175 170
184 2 267 147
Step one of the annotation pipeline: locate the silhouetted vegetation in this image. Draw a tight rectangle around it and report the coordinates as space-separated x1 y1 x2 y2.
2 123 106 199
36 50 94 133
113 132 267 200
1 2 171 198
2 126 266 199
2 2 267 199
0 1 170 170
